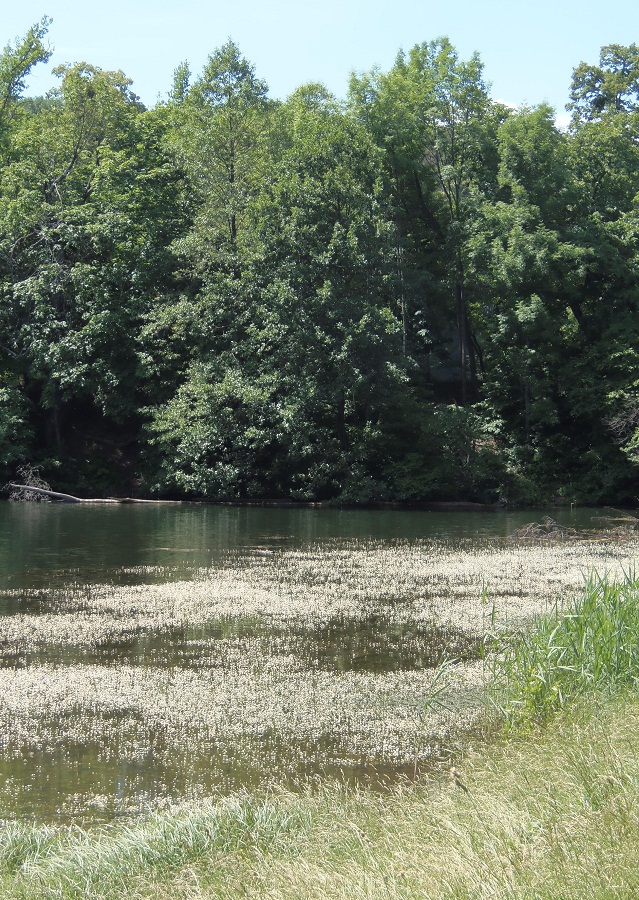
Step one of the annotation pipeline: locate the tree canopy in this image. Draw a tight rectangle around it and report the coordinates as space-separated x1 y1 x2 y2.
2 23 639 505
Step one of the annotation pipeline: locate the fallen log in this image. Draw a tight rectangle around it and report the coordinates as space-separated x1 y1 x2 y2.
10 484 85 502
8 485 182 504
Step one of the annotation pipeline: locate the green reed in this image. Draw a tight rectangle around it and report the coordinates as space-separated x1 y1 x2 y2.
491 570 639 725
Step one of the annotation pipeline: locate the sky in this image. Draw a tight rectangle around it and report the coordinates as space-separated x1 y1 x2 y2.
4 0 639 126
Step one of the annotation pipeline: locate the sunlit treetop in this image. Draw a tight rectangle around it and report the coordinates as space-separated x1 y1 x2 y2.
568 43 639 122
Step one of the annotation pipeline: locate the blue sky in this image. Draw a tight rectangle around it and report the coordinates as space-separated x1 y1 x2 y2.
4 0 639 123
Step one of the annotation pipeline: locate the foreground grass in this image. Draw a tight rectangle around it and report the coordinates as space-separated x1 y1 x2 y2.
4 572 639 898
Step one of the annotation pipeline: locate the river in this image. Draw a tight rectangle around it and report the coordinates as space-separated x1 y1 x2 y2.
1 501 636 821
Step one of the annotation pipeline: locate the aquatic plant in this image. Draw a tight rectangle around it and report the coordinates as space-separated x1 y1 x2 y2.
1 537 639 818
4 697 639 897
491 570 639 725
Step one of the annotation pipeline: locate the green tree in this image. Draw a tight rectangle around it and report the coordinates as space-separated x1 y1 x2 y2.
138 42 274 442
0 62 183 490
148 92 410 500
170 40 269 269
0 17 51 150
468 102 639 502
569 44 639 122
350 39 500 402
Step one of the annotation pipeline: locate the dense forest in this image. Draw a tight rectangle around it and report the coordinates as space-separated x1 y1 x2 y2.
2 19 639 504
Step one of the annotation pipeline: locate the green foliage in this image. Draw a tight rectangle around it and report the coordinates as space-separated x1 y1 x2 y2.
465 90 639 503
147 360 281 497
496 104 571 223
0 52 184 491
386 403 507 502
492 572 639 726
0 17 51 149
146 83 415 501
168 39 269 266
349 39 498 398
569 43 639 122
1 25 639 503
0 374 32 472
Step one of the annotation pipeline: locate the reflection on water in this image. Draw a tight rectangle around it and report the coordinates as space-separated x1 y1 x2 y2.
0 501 635 822
0 501 616 588
0 724 457 823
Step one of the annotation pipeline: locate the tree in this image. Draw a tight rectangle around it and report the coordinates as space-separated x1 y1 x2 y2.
467 102 639 502
350 39 500 402
569 44 639 123
0 61 183 490
148 93 409 500
0 17 51 149
169 40 269 271
138 42 274 444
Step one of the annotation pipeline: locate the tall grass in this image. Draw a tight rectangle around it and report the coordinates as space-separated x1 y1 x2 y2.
491 570 639 725
0 796 306 898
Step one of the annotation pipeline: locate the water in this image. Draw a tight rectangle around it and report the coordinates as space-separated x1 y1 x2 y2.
0 501 634 822
0 501 615 587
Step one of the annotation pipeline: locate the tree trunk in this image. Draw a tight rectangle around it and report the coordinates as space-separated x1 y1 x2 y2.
8 485 182 503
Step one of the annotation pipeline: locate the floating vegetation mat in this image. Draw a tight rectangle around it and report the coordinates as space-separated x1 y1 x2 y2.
0 537 637 822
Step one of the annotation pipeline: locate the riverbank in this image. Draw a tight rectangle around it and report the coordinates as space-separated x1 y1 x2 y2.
1 695 637 898
4 573 639 897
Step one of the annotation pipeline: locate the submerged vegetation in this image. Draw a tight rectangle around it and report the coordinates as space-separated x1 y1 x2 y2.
1 531 639 822
2 22 639 503
3 503 639 894
4 557 639 896
3 703 639 898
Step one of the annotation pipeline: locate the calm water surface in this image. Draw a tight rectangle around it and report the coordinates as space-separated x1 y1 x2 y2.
0 501 629 822
0 501 617 588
